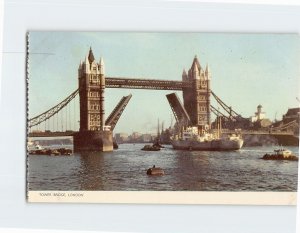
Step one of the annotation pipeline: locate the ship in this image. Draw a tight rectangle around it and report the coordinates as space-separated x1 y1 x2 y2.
171 126 243 151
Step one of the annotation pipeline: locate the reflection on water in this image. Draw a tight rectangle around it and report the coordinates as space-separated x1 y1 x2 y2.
28 144 299 191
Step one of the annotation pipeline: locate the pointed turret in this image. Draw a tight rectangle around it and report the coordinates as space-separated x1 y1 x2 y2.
84 55 90 73
191 55 201 70
182 68 188 81
205 63 211 80
99 57 105 75
190 55 201 79
88 47 95 64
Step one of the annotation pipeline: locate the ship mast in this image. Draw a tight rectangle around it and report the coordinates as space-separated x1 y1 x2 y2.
217 116 220 139
215 111 223 139
157 118 160 143
219 116 222 137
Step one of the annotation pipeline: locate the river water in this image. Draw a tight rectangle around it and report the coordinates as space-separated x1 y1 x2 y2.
27 144 299 191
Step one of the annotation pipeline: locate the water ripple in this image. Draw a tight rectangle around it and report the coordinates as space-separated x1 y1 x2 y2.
28 144 298 191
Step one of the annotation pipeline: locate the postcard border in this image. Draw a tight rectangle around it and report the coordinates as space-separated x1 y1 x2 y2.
28 191 297 205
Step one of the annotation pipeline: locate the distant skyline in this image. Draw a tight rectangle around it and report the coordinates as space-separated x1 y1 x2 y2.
28 32 300 134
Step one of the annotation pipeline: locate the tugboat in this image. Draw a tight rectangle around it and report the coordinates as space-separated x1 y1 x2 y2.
147 165 164 175
141 119 163 151
262 148 298 161
141 144 160 151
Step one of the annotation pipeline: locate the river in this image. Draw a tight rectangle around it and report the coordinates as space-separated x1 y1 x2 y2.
27 144 298 191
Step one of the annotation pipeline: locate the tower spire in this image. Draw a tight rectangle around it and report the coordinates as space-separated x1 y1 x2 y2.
192 55 201 69
205 63 211 80
88 47 95 63
99 57 105 75
85 55 90 73
189 55 202 79
182 68 188 81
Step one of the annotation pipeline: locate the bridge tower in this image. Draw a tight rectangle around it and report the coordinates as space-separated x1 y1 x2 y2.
78 47 105 131
182 56 211 132
74 48 113 152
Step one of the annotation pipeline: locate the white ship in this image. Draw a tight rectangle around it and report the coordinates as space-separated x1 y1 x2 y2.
171 126 243 151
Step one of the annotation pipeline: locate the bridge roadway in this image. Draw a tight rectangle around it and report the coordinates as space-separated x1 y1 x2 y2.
29 131 76 137
28 130 295 138
105 77 192 90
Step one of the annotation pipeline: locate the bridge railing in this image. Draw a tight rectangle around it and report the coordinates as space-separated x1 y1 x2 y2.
221 129 294 135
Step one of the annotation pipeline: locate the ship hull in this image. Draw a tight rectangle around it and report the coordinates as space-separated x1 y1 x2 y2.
171 139 243 151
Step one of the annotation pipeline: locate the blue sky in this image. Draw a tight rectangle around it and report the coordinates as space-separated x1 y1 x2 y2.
28 32 300 134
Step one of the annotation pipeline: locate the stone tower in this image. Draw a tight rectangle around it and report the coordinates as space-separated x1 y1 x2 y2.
78 47 105 131
74 47 113 152
182 56 211 131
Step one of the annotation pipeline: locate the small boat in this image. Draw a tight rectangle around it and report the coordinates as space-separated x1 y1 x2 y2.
57 148 73 155
51 149 61 156
262 148 298 161
35 145 43 150
28 144 43 151
147 166 164 175
29 147 73 156
28 144 45 155
141 145 161 151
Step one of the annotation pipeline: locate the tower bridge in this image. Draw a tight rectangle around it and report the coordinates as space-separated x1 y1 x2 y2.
28 48 297 151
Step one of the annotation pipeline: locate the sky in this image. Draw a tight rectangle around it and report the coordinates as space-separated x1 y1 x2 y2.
28 32 300 134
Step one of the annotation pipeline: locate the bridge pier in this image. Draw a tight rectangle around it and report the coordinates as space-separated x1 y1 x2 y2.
73 130 113 152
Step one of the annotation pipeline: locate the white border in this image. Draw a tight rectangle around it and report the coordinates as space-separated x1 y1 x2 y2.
28 191 297 205
168 0 300 6
0 0 299 233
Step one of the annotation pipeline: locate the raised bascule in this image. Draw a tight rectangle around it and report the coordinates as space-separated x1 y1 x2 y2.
28 48 298 151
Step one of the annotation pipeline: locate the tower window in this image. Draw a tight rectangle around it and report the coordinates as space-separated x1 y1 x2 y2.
198 95 206 101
